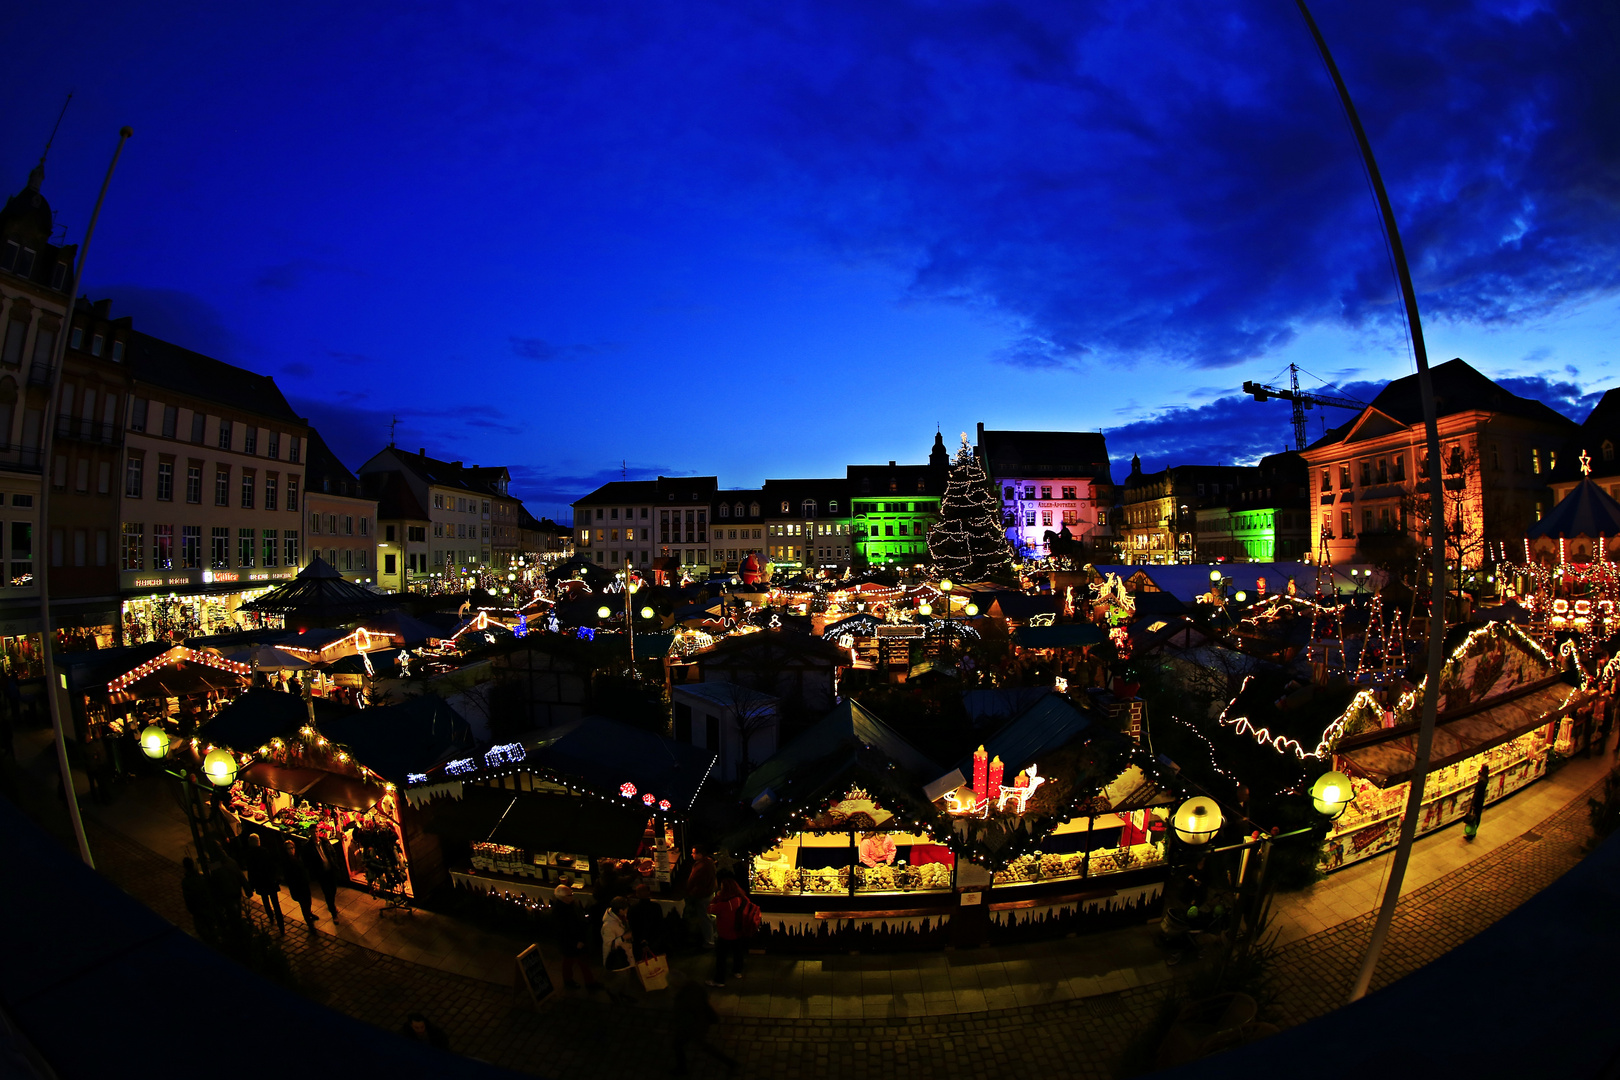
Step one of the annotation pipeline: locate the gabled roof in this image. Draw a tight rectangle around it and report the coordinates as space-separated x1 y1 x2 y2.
362 470 430 522
303 428 362 498
701 629 848 666
741 698 940 804
1313 358 1575 450
574 475 719 507
672 680 778 712
958 692 1093 777
319 695 472 785
1525 477 1620 541
200 688 350 753
126 331 303 422
1550 387 1620 484
760 478 850 510
520 715 718 810
977 428 1112 482
367 447 513 498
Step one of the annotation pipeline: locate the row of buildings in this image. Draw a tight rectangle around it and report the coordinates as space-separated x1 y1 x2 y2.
0 164 565 659
575 357 1613 579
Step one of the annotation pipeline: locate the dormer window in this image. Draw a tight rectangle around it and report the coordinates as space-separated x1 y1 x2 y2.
780 501 790 513
802 499 816 518
733 502 743 518
719 503 730 518
749 502 759 516
71 327 84 350
828 500 838 513
91 334 104 357
111 339 124 362
1605 441 1615 462
16 248 34 276
52 263 67 290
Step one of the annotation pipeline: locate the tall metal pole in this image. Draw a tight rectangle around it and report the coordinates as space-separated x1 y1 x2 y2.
1291 3 1449 1003
38 126 133 867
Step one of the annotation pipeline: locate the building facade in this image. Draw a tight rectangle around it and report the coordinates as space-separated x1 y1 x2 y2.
366 470 431 592
847 435 949 569
356 447 524 574
1300 359 1577 568
119 332 309 641
1120 459 1255 564
573 475 720 574
710 489 766 574
303 429 378 582
762 478 851 574
975 425 1114 559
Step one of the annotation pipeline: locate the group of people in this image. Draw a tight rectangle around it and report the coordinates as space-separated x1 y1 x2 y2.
181 829 345 939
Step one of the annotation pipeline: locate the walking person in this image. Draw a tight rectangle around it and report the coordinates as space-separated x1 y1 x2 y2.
629 882 664 959
302 836 342 921
1463 764 1491 842
399 1013 449 1051
706 875 750 987
601 895 636 1002
672 978 740 1076
281 839 318 928
242 833 286 932
684 848 717 947
180 857 217 942
550 884 596 991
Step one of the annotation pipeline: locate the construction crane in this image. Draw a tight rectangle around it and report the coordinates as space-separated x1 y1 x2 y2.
1242 363 1365 451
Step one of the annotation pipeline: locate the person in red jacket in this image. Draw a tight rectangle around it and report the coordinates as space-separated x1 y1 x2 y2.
705 875 748 987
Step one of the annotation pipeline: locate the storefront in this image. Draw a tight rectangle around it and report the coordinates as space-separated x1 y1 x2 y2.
121 569 293 643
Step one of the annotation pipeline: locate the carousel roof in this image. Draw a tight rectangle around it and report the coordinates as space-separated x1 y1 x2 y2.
235 557 395 619
1525 477 1620 541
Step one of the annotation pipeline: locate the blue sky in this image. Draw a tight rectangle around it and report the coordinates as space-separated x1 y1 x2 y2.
6 1 1617 521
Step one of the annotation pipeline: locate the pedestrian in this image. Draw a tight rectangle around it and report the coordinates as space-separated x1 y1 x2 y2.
180 856 217 941
629 882 664 959
601 895 636 1001
242 833 286 932
85 733 111 805
399 1013 449 1051
706 875 750 987
281 839 318 927
204 841 247 920
684 848 717 947
550 884 596 991
301 836 342 921
1463 764 1491 842
671 978 739 1076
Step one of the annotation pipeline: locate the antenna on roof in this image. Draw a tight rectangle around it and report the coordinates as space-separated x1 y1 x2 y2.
41 91 73 169
388 415 398 447
622 459 626 480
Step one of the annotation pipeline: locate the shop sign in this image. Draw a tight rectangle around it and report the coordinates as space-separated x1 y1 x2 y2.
875 624 925 639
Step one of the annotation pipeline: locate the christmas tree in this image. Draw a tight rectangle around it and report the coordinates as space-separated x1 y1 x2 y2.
928 435 1013 581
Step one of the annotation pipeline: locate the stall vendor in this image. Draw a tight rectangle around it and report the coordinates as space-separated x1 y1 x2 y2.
858 833 897 867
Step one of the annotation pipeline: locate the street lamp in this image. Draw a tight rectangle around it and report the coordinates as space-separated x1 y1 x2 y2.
1310 770 1353 820
597 605 612 619
1172 795 1224 846
140 724 171 760
202 748 238 787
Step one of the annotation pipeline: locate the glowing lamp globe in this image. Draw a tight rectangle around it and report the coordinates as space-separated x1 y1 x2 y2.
940 578 954 591
202 748 239 787
1234 591 1246 603
965 603 979 616
1172 796 1223 846
597 605 612 619
1209 569 1222 583
640 606 655 620
139 724 170 760
1311 771 1353 819
917 603 932 616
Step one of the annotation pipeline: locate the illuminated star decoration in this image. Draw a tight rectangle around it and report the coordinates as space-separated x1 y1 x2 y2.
1581 449 1592 476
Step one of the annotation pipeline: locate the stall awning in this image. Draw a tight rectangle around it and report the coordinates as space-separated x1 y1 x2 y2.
240 763 327 797
1337 675 1580 785
424 786 647 857
305 773 383 811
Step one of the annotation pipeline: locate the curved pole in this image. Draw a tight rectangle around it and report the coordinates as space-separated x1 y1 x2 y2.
38 125 133 867
1292 3 1449 1003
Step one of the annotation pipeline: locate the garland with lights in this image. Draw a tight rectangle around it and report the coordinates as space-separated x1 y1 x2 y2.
107 646 253 693
926 436 1013 582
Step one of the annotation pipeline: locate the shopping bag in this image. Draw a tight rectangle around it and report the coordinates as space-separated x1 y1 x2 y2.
635 952 670 992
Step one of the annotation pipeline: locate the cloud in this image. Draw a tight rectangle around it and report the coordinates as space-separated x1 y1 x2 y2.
255 259 362 291
282 361 315 377
505 462 679 520
509 337 615 362
91 285 237 361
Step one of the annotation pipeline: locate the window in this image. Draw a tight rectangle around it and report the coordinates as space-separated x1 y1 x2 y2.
7 521 30 586
483 500 490 516
610 507 619 520
1340 510 1353 538
267 432 280 459
185 465 201 503
1321 468 1332 491
1003 486 1015 500
181 525 201 568
218 418 232 449
129 398 147 432
1447 445 1464 474
749 502 759 517
1531 448 1541 474
1061 486 1076 500
1606 440 1616 463
190 412 205 444
360 516 369 536
284 531 299 567
243 427 257 455
211 527 230 568
1363 509 1373 535
216 467 229 506
121 523 143 570
288 437 300 464
124 456 143 498
1392 455 1406 482
407 525 425 542
2 319 26 367
263 529 278 567
1042 510 1053 527
98 461 110 494
802 499 816 518
241 469 255 508
287 475 299 510
153 524 174 569
161 405 177 439
111 340 124 362
385 553 397 575
156 461 173 501
264 472 278 511
1339 464 1352 489
238 528 256 567
828 500 838 513
719 503 729 518
1360 461 1372 486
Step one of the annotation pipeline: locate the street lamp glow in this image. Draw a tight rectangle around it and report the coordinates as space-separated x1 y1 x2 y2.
597 605 612 619
640 606 655 620
1311 770 1353 819
917 602 932 616
1234 591 1246 602
965 603 979 617
1209 569 1222 583
202 748 238 787
1172 795 1223 846
139 724 170 760
940 578 954 591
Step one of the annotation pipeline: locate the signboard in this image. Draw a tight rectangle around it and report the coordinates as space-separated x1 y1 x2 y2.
958 890 984 907
515 944 554 1009
875 624 926 639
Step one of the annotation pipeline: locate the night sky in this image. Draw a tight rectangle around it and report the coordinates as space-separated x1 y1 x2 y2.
6 2 1617 521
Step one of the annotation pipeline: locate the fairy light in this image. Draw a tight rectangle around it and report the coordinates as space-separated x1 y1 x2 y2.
106 646 252 693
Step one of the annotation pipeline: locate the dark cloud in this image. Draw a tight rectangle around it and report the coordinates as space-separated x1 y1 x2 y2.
509 337 614 362
91 285 237 361
282 361 315 377
505 462 678 521
1493 375 1602 423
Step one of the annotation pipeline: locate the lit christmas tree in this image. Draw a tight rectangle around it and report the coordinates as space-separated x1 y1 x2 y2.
928 435 1013 581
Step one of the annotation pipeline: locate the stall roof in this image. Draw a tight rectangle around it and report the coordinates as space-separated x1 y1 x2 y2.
201 689 349 753
741 698 939 805
957 692 1093 778
1012 624 1106 649
318 695 472 785
424 786 647 857
1336 675 1579 785
305 772 382 811
521 715 718 811
240 762 327 797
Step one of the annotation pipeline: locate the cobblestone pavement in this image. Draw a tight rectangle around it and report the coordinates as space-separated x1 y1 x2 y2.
83 763 1606 1080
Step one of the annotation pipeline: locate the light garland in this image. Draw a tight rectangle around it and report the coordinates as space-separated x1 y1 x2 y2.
107 646 252 693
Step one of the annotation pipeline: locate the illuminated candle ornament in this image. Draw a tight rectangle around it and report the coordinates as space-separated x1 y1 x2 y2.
972 746 988 803
988 756 1004 802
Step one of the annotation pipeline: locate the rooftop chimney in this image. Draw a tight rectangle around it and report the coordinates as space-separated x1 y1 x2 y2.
418 448 426 457
889 460 896 467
